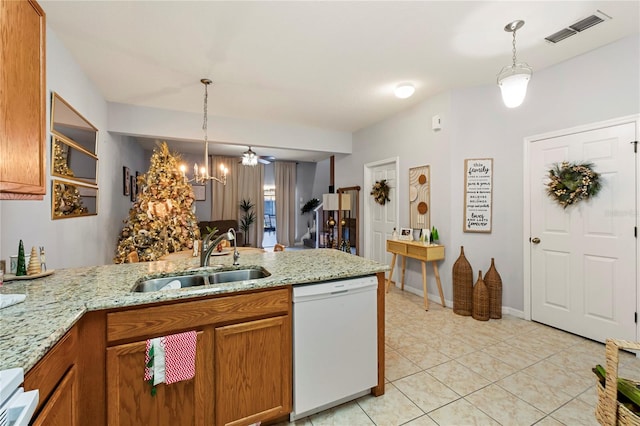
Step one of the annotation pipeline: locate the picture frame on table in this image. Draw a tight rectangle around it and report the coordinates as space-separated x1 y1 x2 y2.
399 227 413 241
123 166 130 196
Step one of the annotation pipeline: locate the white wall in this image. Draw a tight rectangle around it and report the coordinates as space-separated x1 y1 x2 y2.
339 35 640 313
295 162 318 242
108 102 353 156
0 27 145 269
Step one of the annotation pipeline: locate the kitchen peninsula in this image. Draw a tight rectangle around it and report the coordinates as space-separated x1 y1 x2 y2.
0 249 387 425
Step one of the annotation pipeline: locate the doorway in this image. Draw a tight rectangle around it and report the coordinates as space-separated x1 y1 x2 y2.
263 185 276 248
363 157 399 266
524 116 638 343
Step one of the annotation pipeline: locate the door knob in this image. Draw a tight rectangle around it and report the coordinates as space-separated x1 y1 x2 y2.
531 237 541 244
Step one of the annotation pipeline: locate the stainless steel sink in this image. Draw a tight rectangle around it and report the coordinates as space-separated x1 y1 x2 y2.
132 267 271 293
132 274 208 292
208 267 270 284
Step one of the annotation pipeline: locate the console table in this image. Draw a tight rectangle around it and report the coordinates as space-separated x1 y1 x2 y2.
386 240 445 310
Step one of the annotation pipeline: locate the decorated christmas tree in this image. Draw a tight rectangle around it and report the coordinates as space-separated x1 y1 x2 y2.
114 142 201 263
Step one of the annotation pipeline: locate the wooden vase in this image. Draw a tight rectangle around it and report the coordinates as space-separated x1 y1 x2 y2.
472 270 490 321
452 246 473 316
484 258 503 319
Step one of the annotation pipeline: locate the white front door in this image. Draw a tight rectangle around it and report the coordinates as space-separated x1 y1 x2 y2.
364 158 398 267
529 121 637 343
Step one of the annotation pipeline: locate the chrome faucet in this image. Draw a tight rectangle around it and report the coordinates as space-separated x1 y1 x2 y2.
200 230 236 268
229 228 240 266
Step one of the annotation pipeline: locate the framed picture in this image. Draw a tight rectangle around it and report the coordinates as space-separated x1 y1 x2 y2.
399 227 413 241
130 175 137 202
193 185 206 201
463 158 493 233
123 166 130 196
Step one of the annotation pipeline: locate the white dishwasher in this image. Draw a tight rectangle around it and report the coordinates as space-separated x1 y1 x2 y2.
291 275 378 420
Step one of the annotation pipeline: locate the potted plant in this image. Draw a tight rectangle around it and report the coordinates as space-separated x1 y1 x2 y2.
239 198 256 246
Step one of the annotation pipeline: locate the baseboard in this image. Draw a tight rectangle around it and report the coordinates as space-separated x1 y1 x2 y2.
391 283 526 318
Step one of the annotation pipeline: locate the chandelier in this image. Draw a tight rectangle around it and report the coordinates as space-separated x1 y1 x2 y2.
497 20 532 108
242 147 258 167
180 79 228 185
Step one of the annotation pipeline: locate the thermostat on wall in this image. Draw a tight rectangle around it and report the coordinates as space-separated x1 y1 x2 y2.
432 115 441 131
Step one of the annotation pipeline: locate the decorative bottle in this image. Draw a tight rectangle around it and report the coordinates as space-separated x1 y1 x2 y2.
472 271 490 321
391 228 398 240
452 246 473 316
484 258 503 319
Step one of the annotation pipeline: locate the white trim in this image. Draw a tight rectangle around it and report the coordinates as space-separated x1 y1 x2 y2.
523 114 640 329
363 157 400 260
396 284 525 319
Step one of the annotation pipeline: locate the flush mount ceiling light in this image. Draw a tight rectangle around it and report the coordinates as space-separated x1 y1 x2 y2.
394 83 415 99
242 147 258 167
497 20 533 108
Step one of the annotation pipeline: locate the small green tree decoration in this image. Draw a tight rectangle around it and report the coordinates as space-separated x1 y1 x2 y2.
239 198 256 246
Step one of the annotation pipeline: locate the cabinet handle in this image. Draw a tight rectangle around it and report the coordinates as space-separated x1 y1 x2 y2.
531 237 541 244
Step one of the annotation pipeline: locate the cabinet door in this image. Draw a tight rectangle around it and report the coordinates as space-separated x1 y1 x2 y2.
31 365 78 426
215 315 291 426
106 330 213 426
0 0 46 199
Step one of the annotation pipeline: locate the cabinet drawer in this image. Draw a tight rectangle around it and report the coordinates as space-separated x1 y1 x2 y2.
25 325 77 415
107 288 290 343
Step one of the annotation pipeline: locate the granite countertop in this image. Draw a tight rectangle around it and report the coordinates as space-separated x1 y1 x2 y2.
0 249 388 373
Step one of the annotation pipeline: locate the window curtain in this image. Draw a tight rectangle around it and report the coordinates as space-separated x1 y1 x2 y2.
210 156 239 220
275 161 296 247
210 155 264 247
237 163 264 248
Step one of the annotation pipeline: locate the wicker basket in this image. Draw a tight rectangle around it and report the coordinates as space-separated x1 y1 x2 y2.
484 258 502 319
452 246 473 316
595 339 640 426
472 271 489 321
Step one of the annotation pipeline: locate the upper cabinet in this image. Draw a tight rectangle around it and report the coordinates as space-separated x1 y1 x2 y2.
0 0 46 200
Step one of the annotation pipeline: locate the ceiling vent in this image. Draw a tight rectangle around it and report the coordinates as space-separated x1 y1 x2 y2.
545 10 611 44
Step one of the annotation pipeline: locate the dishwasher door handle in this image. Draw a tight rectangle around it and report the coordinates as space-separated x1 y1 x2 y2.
331 289 349 295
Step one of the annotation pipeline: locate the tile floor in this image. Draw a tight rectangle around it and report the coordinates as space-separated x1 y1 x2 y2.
280 286 640 426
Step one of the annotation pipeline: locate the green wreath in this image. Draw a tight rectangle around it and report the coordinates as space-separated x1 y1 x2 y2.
371 179 391 205
546 161 601 209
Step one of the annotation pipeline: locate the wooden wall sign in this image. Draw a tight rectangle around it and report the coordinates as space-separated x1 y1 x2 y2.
463 158 493 233
409 165 430 230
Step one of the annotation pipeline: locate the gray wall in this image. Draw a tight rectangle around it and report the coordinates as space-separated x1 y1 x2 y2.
337 35 640 313
0 27 145 268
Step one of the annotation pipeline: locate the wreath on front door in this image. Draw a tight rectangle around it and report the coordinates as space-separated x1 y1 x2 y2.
370 179 391 205
546 161 601 209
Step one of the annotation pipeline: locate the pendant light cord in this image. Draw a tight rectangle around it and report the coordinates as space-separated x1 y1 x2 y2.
512 29 518 67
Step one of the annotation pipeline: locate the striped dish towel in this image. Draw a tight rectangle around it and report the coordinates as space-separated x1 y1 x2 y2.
165 331 197 384
144 331 197 386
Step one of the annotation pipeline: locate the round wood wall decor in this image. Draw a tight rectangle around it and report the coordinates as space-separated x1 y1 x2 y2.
418 174 427 185
417 201 428 215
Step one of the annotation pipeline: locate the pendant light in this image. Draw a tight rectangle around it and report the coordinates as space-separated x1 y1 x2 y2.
179 79 228 184
497 20 532 108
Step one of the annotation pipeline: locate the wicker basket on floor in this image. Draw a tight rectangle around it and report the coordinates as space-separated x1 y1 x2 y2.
595 338 640 426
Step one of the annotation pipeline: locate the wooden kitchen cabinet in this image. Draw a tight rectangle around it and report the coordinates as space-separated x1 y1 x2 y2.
105 287 291 426
106 330 213 426
31 365 78 426
0 0 46 199
215 315 292 426
25 324 79 425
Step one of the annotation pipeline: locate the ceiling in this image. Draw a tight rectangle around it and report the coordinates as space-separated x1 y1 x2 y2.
41 1 640 162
